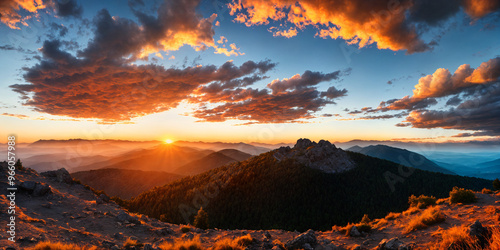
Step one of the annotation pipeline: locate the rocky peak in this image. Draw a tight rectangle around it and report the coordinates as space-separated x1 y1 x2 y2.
274 138 356 174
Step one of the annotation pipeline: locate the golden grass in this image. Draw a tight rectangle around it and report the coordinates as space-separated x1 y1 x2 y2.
431 226 480 250
403 206 445 234
402 206 420 216
482 188 494 194
234 234 254 246
123 238 143 248
158 237 205 250
211 234 255 250
28 241 98 250
489 227 500 250
385 212 401 220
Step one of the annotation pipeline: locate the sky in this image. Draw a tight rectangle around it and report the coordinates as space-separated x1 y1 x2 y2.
0 0 500 144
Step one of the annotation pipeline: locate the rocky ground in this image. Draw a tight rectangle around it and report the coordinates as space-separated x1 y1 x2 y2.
0 164 499 250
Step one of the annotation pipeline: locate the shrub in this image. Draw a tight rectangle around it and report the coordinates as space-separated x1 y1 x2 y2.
234 234 254 246
360 214 371 224
493 179 500 191
212 238 244 250
340 214 372 236
28 241 98 250
482 188 494 194
111 196 128 207
408 194 437 209
180 225 191 233
403 206 445 234
193 207 209 229
158 238 205 250
123 238 143 249
449 187 477 204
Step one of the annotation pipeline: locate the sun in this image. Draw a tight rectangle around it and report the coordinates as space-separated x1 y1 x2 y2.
165 139 174 144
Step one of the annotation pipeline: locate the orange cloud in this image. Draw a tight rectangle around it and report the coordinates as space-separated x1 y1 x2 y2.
0 0 47 29
269 27 298 38
360 57 500 136
190 70 349 123
228 0 500 53
10 39 276 122
463 0 500 18
0 0 82 29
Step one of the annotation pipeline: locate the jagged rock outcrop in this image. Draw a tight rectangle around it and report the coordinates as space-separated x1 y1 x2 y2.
274 139 356 174
285 229 318 250
377 238 413 250
19 180 51 196
41 168 73 184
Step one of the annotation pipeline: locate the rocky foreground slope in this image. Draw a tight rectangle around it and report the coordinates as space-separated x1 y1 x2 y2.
1 164 499 250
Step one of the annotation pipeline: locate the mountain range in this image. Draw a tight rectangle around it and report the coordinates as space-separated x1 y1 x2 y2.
347 145 455 175
127 139 492 231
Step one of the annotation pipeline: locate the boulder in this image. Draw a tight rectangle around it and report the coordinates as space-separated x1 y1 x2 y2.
42 168 73 184
116 211 141 225
285 229 317 250
33 183 51 196
468 220 487 238
350 226 361 237
468 220 490 247
377 238 412 250
99 193 110 202
20 181 37 191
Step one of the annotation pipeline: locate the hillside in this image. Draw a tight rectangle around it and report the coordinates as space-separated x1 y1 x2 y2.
74 144 213 173
128 139 491 231
173 152 239 176
72 168 183 199
473 158 500 180
1 161 499 249
218 149 253 161
348 145 456 175
173 141 270 155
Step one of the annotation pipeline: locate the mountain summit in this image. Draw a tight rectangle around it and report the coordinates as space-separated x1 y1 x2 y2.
274 138 356 173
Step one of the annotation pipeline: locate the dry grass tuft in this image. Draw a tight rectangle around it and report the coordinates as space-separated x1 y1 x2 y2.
158 237 205 250
489 226 500 250
403 206 445 234
402 206 420 216
123 238 143 248
28 241 98 250
432 226 480 250
385 212 401 220
482 188 494 194
234 234 255 246
212 238 244 250
211 234 255 250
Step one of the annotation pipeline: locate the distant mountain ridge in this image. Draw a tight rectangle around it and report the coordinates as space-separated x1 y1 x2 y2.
128 139 491 231
347 144 456 175
72 168 183 199
173 150 252 176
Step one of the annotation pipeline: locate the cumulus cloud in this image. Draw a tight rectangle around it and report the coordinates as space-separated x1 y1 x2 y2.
53 0 82 18
376 57 500 111
0 0 48 29
0 0 82 29
189 70 349 123
9 38 277 122
362 57 500 136
228 0 500 53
